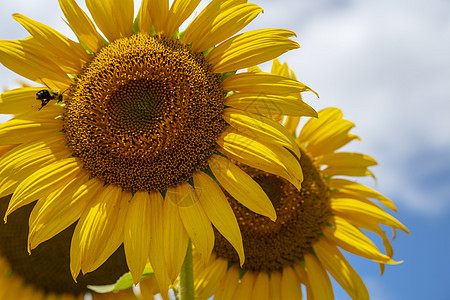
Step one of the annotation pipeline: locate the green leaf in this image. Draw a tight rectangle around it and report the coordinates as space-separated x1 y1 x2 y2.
88 266 155 293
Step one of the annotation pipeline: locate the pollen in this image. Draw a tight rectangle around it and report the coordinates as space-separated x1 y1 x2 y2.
63 33 226 192
213 150 331 272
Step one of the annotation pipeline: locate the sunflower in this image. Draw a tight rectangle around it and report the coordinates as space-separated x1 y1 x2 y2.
0 0 317 295
190 65 408 299
0 194 141 300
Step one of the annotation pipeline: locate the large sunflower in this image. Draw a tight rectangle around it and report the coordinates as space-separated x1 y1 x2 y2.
190 64 408 299
0 0 317 294
0 194 142 300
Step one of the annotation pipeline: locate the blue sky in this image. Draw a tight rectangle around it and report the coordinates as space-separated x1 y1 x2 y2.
1 0 449 299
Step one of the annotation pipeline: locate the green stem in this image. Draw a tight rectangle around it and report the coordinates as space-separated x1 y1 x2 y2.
180 239 195 300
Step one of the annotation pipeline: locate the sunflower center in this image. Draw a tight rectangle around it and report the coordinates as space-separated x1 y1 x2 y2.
63 33 226 192
0 196 129 295
213 150 331 272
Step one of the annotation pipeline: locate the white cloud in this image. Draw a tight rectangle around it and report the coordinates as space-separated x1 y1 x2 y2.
361 275 396 300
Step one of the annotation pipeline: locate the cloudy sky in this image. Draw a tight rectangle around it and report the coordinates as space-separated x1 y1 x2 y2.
1 0 449 299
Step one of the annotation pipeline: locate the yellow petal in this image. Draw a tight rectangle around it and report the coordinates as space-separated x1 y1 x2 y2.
111 0 134 38
299 107 358 156
222 72 317 96
140 276 161 300
70 228 82 281
329 178 397 211
75 185 131 274
314 238 369 300
293 264 313 300
28 174 103 251
0 144 17 158
139 0 169 34
185 2 262 53
271 58 290 77
214 265 240 300
224 92 317 118
299 107 343 141
283 116 301 136
0 152 67 199
288 68 297 80
304 253 334 300
124 191 152 284
193 171 245 266
338 215 396 261
0 87 45 114
309 133 360 158
247 65 262 73
58 0 104 52
12 13 89 73
0 134 66 198
148 191 171 299
0 38 71 89
85 0 116 41
253 272 270 300
86 0 133 41
138 0 151 34
331 198 409 233
268 271 282 300
183 0 247 42
323 216 399 264
194 255 228 300
172 182 215 264
93 289 136 300
280 266 302 299
0 107 63 145
319 152 377 178
319 152 377 168
208 29 299 73
323 166 375 179
217 127 303 189
223 107 301 158
5 157 82 221
165 0 202 37
209 154 276 220
163 186 190 282
232 272 256 299
0 140 70 197
301 107 344 139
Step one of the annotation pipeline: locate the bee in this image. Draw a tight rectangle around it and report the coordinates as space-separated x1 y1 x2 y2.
36 81 67 110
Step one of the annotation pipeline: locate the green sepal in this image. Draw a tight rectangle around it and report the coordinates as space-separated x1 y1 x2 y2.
61 17 94 56
87 266 155 293
179 28 187 41
203 46 214 57
329 187 339 193
237 267 247 280
172 29 180 40
76 37 94 56
100 34 109 46
220 71 237 83
132 14 140 34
